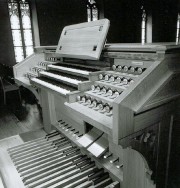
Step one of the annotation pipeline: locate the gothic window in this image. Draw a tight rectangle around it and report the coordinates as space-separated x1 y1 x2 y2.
87 0 98 22
176 13 180 44
8 0 34 63
141 8 146 44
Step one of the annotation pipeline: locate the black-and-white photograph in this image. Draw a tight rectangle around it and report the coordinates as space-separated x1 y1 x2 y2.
0 0 180 187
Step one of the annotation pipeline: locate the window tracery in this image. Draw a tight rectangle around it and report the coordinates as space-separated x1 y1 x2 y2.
87 0 98 22
8 0 34 63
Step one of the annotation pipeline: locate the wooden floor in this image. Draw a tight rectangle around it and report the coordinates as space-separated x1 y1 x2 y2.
0 103 43 140
0 91 47 188
0 97 46 187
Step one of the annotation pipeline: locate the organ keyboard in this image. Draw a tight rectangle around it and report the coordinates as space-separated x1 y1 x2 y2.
48 64 90 76
12 19 180 188
31 77 73 95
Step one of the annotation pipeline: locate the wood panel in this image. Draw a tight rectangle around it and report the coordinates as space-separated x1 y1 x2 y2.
168 99 180 188
113 103 134 144
13 53 44 79
39 89 56 133
142 74 180 111
123 148 155 188
134 102 174 133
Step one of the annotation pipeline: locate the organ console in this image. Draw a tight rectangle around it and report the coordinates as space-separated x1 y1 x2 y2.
12 19 180 188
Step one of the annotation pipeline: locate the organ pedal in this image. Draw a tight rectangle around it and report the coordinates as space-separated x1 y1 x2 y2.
8 131 120 188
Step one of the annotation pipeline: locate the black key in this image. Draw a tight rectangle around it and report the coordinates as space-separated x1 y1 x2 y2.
88 168 104 181
66 149 80 156
45 131 59 138
72 155 88 165
46 70 88 82
93 172 109 185
80 161 95 172
76 159 91 168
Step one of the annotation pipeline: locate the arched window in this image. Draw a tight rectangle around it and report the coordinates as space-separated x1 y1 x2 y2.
176 13 180 44
141 7 146 44
8 0 34 63
87 0 98 22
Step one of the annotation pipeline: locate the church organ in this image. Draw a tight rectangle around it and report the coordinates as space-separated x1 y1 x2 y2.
12 19 180 188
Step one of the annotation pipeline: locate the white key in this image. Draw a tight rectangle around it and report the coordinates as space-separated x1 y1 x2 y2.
48 65 90 76
31 78 70 95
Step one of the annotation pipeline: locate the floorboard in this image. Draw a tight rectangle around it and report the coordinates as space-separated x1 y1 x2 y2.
19 128 46 142
0 103 43 140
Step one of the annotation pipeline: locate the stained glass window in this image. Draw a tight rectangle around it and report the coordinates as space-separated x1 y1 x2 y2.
87 0 98 22
14 47 24 62
8 0 34 63
176 13 180 44
141 8 146 44
87 4 91 22
12 30 23 46
92 5 98 21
